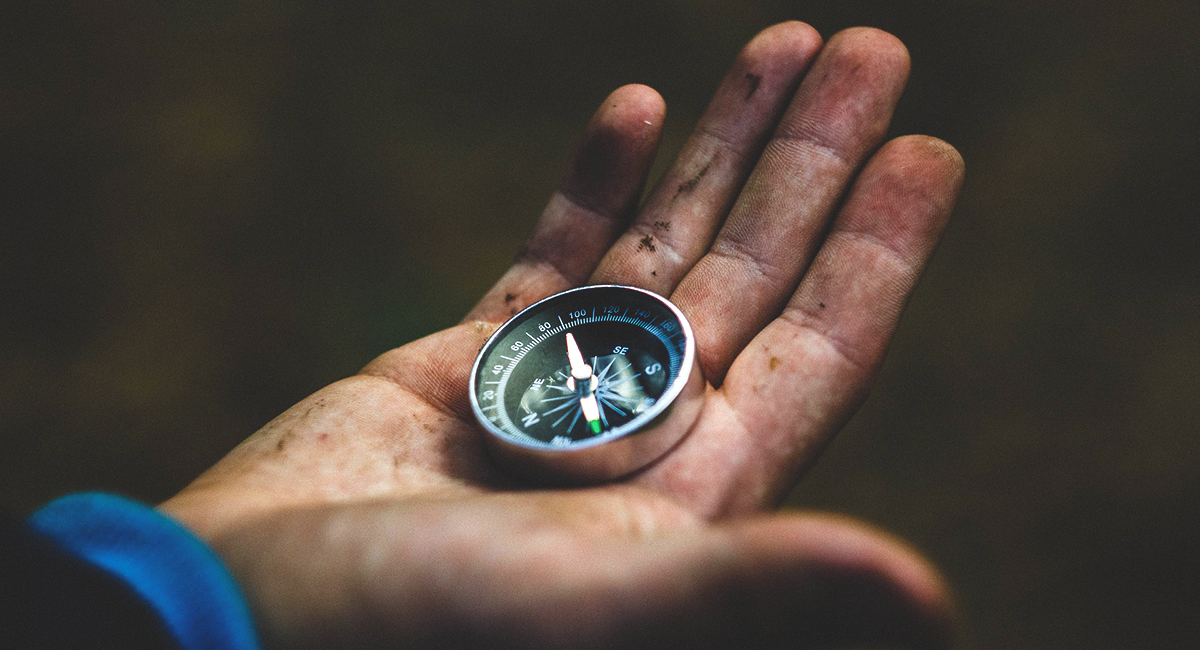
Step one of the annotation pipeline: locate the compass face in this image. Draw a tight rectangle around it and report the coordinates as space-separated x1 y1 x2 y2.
470 285 694 452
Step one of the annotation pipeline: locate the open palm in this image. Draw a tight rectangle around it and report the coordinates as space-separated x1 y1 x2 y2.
162 23 964 650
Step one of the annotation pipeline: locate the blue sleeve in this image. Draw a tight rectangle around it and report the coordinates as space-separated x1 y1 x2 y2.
27 493 260 650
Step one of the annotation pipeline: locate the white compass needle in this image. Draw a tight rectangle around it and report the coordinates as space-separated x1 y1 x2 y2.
565 332 591 379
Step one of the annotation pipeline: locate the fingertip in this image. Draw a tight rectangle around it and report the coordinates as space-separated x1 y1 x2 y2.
595 83 666 136
562 85 665 217
830 25 911 61
826 26 912 84
884 135 965 179
869 135 966 232
740 21 824 69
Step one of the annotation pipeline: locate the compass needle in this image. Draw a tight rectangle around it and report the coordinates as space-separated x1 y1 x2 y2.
565 333 591 380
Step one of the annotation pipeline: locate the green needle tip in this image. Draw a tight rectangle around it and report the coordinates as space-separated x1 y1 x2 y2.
589 419 602 435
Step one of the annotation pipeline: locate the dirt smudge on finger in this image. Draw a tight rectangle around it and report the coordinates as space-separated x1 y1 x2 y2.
637 235 656 252
745 72 762 99
673 160 712 200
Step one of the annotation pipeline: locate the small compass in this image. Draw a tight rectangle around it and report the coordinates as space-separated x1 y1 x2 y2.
469 285 703 483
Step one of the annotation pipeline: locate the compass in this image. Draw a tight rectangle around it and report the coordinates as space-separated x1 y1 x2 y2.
469 284 704 483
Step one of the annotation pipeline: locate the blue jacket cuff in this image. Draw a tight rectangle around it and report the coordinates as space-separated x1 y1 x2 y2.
28 493 259 650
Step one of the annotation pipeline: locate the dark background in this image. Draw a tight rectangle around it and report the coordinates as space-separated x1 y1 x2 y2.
3 1 1198 648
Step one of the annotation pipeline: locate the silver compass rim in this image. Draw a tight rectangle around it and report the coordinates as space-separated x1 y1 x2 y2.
469 284 696 450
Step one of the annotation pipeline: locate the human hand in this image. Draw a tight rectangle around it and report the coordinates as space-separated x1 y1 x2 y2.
162 22 964 649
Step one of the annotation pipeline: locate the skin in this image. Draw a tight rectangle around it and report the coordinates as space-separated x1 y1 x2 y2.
160 22 965 650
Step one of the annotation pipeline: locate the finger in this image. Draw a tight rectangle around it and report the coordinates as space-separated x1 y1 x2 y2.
670 27 912 385
642 136 964 516
467 85 665 324
590 22 822 294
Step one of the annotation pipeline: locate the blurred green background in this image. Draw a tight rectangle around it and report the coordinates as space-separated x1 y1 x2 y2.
3 1 1198 647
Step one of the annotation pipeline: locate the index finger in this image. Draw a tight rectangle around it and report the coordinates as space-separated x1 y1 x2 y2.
466 85 665 324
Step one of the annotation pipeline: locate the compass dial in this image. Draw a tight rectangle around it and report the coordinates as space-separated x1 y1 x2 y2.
470 285 702 482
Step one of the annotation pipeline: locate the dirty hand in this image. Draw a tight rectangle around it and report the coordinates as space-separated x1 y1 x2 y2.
162 22 965 650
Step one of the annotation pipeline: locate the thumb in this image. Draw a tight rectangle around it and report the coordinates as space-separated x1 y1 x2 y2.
607 512 956 649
